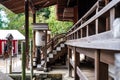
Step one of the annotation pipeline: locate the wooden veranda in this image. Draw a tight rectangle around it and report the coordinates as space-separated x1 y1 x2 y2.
0 0 120 80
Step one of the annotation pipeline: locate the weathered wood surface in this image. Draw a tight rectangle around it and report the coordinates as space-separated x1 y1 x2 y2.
66 31 120 51
77 67 88 80
67 0 120 36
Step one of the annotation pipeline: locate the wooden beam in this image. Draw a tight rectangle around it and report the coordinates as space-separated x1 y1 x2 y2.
76 48 95 59
11 5 24 12
66 31 120 51
7 1 24 9
13 8 25 14
100 50 115 65
33 0 48 6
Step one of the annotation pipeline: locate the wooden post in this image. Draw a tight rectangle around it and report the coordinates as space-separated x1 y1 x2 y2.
110 8 115 30
44 30 48 71
68 46 72 77
31 12 36 80
9 40 12 74
95 50 108 80
81 29 83 38
105 0 110 31
22 0 29 80
95 6 99 34
86 25 89 37
74 47 80 80
30 40 33 80
95 50 100 80
77 31 79 39
22 41 26 80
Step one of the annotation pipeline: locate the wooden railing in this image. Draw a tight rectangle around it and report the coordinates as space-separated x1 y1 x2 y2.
47 33 66 51
42 33 66 56
66 0 120 80
66 0 120 40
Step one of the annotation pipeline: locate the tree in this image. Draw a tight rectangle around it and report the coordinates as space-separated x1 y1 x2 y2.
46 6 73 35
0 4 73 37
0 6 9 28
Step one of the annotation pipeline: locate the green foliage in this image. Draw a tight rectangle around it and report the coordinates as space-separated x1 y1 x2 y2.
0 5 9 28
37 8 50 19
0 5 73 37
46 6 73 35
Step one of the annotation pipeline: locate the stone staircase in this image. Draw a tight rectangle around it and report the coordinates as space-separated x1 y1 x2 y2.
32 41 67 71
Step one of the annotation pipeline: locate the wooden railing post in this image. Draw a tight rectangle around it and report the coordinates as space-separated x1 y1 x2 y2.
73 47 80 80
68 46 72 77
95 50 108 80
110 8 115 30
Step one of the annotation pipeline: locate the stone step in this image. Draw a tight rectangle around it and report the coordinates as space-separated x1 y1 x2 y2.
49 53 53 58
56 47 61 51
60 43 65 47
47 57 49 62
53 50 57 54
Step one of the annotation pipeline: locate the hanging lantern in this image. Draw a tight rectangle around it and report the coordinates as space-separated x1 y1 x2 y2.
35 30 45 47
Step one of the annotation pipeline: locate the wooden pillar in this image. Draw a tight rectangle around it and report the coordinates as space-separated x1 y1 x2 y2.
95 50 108 80
31 12 36 80
44 30 48 71
74 47 80 80
22 0 29 80
68 46 72 77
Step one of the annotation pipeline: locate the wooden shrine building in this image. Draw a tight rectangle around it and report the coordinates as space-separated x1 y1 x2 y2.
0 0 120 80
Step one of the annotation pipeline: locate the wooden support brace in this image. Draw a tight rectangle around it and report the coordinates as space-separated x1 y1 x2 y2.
95 50 108 80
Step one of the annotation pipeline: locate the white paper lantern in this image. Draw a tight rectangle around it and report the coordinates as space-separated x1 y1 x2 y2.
35 31 45 46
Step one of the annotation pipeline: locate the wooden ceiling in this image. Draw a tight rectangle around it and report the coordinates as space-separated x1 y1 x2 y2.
0 0 57 14
0 0 97 22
